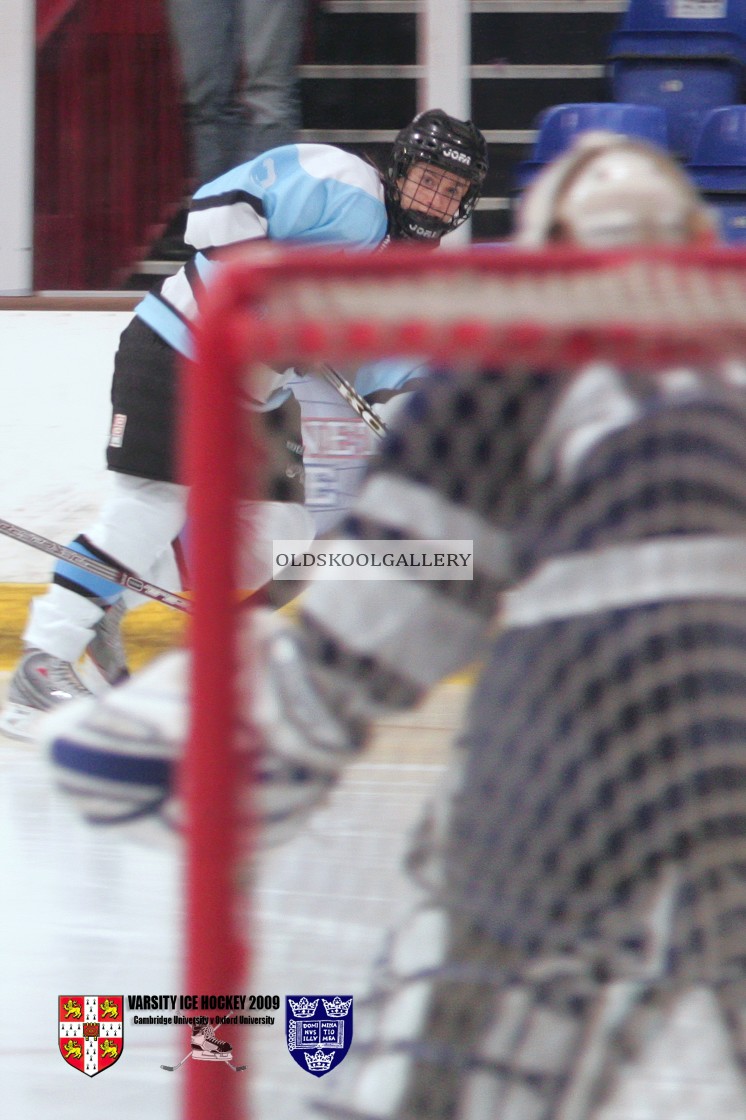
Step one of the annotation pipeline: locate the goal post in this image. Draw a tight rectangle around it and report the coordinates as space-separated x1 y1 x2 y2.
180 244 746 1120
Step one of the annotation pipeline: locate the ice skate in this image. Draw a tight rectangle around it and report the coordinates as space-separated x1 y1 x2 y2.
78 599 131 693
0 648 93 742
190 1019 233 1062
160 1018 246 1072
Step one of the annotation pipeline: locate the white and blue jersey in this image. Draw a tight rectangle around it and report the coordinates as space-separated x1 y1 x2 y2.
136 144 389 360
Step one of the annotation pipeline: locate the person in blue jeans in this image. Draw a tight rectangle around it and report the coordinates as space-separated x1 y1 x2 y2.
167 0 309 186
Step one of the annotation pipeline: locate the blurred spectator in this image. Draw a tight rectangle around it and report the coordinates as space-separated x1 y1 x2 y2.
167 0 309 187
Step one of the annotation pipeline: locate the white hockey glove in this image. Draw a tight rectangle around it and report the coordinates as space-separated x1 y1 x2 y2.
245 609 370 845
42 650 188 843
41 609 370 849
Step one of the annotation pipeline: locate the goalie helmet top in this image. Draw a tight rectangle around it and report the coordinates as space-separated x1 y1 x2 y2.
384 109 488 242
515 130 715 247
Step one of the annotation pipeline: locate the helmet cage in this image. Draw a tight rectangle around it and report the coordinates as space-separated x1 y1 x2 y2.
385 110 488 241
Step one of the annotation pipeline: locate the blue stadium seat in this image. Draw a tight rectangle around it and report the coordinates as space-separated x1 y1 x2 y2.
687 105 746 243
608 0 746 157
610 58 742 156
689 103 746 180
708 199 746 242
609 0 746 65
513 102 670 191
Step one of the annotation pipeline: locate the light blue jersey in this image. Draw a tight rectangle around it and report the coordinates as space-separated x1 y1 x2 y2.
136 144 389 358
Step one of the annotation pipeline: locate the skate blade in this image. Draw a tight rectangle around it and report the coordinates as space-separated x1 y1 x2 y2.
0 702 47 742
191 1051 234 1062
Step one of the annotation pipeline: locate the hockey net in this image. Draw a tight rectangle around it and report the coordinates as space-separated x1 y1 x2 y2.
182 245 746 1120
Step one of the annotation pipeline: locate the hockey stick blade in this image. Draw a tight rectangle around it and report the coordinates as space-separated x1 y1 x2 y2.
160 1057 246 1073
160 1054 192 1071
0 517 192 614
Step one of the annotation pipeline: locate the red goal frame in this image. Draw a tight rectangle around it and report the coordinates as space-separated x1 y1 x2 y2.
179 243 746 1120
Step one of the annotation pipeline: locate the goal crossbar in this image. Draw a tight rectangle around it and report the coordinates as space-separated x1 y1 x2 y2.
196 243 746 374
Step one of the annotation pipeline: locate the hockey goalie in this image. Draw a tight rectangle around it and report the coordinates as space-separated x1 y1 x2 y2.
41 133 746 1119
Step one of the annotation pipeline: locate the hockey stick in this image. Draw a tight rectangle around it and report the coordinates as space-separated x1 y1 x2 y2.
160 1054 192 1072
0 517 192 614
315 364 388 440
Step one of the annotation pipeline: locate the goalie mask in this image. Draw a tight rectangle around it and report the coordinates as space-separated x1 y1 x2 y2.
516 130 715 247
384 109 488 243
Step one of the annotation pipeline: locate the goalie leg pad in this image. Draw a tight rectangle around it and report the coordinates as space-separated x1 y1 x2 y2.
313 866 746 1120
311 903 628 1120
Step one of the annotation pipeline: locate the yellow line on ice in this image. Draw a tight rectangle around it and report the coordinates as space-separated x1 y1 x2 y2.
0 584 476 685
0 584 186 671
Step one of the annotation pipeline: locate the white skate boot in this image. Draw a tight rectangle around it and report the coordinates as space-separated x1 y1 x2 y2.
191 1019 233 1062
0 648 93 742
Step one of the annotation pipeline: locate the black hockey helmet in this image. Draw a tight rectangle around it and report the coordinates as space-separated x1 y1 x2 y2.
384 109 488 242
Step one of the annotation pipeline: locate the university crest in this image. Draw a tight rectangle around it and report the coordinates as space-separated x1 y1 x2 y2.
59 995 124 1076
285 994 353 1077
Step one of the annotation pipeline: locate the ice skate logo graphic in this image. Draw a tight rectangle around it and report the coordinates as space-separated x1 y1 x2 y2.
58 995 123 1076
160 1019 246 1073
286 994 353 1078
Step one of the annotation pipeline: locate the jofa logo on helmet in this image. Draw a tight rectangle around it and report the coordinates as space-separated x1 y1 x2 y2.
408 224 440 239
442 147 471 165
59 995 124 1077
285 995 353 1077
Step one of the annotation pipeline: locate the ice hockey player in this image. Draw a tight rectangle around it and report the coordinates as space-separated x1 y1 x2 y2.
45 131 746 1119
0 109 487 742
